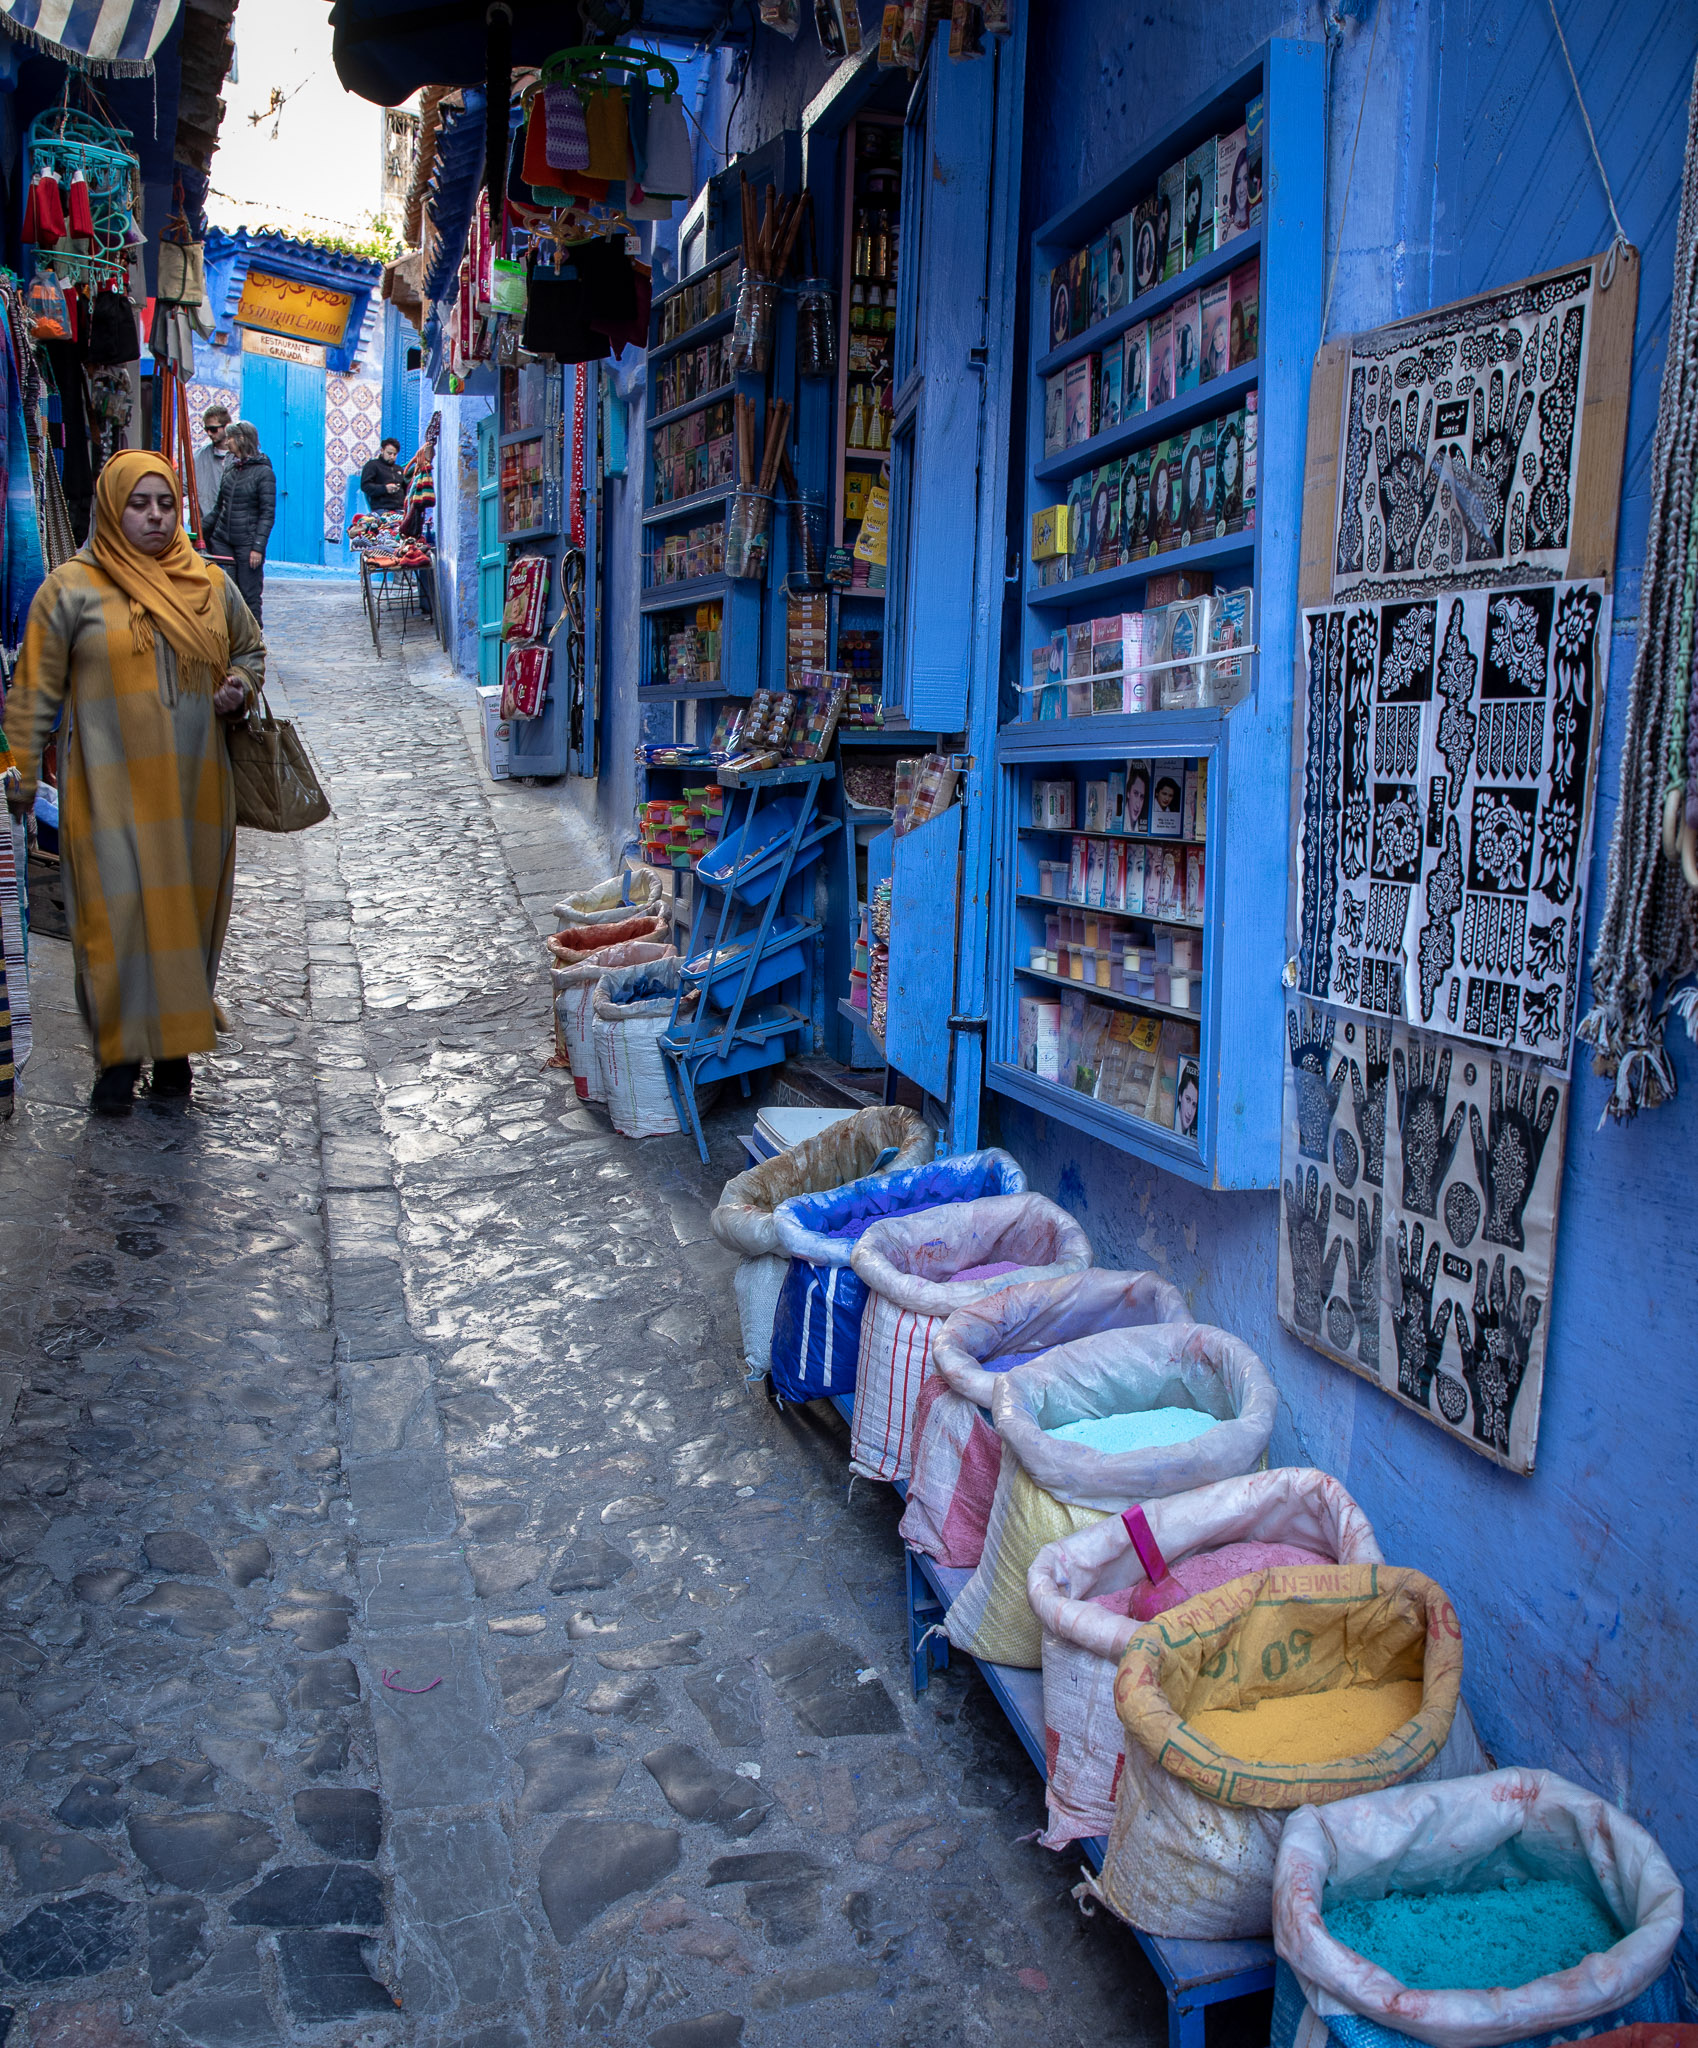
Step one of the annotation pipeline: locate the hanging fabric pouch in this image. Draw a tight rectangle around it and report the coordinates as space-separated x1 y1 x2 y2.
66 171 96 240
642 95 695 199
543 83 591 171
501 643 550 721
157 240 206 308
503 555 549 638
86 291 140 366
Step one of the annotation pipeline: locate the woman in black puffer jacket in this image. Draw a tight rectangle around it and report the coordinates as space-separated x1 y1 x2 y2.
207 422 276 622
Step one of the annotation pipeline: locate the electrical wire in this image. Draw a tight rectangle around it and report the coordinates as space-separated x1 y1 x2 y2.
1318 0 1382 348
1546 0 1629 277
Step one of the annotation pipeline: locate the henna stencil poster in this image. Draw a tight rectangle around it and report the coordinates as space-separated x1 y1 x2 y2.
1277 997 1566 1473
1293 579 1609 1067
1331 263 1595 601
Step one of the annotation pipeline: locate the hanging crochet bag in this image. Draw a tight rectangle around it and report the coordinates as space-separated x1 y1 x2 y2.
500 643 550 721
504 555 550 638
847 1194 1093 1484
712 1107 937 1382
767 1148 1026 1407
901 1268 1191 1572
1028 1468 1381 1852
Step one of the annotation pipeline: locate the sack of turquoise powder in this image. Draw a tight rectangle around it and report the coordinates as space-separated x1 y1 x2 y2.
901 1268 1192 1570
1271 1767 1685 2048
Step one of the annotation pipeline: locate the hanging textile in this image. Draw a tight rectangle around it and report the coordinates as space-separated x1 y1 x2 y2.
1 293 47 647
0 0 181 75
0 810 28 1075
1581 54 1698 1117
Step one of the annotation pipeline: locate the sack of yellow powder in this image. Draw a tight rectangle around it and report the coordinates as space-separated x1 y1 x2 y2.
1084 1564 1486 1940
1272 1767 1685 2048
1027 1467 1381 1851
942 1323 1278 1671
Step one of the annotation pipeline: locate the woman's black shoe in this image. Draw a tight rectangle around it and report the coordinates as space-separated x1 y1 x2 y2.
90 1063 141 1116
150 1058 193 1099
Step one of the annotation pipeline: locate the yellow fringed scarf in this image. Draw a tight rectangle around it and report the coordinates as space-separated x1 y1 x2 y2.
87 451 230 696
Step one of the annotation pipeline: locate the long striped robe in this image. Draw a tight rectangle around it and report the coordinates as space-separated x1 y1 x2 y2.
5 556 263 1066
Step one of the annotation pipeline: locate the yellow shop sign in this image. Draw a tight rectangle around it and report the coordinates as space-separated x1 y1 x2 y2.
235 269 354 348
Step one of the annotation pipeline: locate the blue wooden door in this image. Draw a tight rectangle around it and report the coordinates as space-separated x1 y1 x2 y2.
240 355 325 566
476 414 503 691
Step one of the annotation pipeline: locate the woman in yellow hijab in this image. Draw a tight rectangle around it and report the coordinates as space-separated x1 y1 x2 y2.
6 451 265 1115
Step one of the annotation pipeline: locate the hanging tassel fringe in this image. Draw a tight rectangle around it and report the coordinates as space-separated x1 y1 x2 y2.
0 10 157 75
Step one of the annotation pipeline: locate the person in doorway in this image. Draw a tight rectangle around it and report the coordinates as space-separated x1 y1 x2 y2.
360 437 407 513
205 421 275 623
193 405 232 538
4 452 264 1116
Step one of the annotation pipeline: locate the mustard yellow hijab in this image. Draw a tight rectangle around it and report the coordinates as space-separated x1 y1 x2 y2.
89 450 230 694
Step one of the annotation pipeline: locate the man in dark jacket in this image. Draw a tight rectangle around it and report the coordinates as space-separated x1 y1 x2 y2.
207 422 276 622
360 438 407 513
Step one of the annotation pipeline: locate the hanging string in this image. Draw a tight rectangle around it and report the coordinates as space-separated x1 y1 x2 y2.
1318 1 1383 349
1580 54 1698 1118
1546 0 1630 283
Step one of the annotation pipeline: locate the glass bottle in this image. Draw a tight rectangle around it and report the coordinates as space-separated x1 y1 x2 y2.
847 385 866 450
873 211 889 281
849 281 865 332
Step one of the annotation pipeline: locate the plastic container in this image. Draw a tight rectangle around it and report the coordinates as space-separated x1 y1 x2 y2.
688 916 812 1010
725 489 774 580
731 275 778 373
796 279 837 377
788 489 827 587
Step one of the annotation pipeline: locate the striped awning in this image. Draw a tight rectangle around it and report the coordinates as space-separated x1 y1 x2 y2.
0 0 180 74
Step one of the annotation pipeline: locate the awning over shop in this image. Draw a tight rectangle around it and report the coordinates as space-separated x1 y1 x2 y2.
0 0 178 74
329 0 739 106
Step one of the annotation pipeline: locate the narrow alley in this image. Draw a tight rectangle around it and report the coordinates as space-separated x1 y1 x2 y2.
0 578 1162 2048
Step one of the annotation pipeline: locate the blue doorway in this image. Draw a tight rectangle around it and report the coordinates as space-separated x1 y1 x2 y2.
240 353 326 566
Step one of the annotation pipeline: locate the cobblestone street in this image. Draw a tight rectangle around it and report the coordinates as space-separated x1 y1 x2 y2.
0 578 1167 2048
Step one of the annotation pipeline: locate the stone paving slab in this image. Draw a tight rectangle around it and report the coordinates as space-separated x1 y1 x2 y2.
0 581 1192 2048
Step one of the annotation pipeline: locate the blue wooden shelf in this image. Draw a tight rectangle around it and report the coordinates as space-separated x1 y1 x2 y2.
647 382 736 432
1027 532 1255 613
641 573 733 615
1036 228 1265 380
998 36 1324 1191
1034 361 1259 488
642 483 737 529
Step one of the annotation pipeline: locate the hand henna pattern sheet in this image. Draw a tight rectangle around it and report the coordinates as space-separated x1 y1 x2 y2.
1278 998 1565 1474
1330 262 1594 602
1294 580 1609 1065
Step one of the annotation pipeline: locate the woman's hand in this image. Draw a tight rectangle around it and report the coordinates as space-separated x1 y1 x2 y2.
213 672 248 716
248 550 263 569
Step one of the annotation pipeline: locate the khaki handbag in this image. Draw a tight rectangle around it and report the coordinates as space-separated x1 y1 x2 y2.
227 689 331 833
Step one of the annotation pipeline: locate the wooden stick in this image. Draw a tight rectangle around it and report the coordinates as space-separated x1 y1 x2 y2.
760 185 776 273
773 193 806 279
740 174 757 268
757 398 791 495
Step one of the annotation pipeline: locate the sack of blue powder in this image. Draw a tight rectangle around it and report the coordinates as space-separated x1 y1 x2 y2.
1272 1766 1685 2048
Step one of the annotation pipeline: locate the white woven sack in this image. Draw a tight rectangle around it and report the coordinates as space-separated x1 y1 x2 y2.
1273 1769 1685 2048
848 1194 1093 1485
732 1255 789 1378
592 956 685 1140
1029 1469 1382 1850
555 941 673 1103
901 1269 1191 1569
553 867 663 925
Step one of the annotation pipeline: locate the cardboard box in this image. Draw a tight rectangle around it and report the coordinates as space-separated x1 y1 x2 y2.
1184 138 1216 269
1148 306 1175 409
1031 503 1070 560
1245 93 1265 224
477 686 511 781
1157 160 1186 280
1173 289 1201 396
1230 256 1260 368
1106 213 1132 312
1123 321 1149 416
1132 193 1162 297
1200 277 1231 384
1217 125 1249 246
1043 371 1066 457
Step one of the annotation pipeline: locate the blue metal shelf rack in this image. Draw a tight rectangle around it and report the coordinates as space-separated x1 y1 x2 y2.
660 763 840 1162
992 37 1324 1190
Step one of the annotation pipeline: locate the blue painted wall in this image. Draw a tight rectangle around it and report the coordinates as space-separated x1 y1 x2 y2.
1000 0 1698 1998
